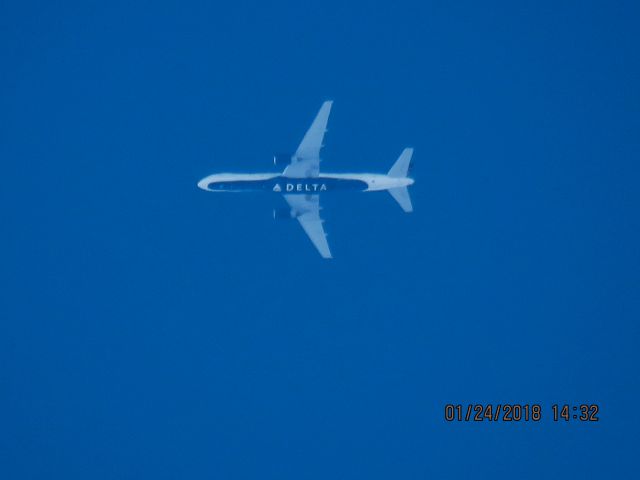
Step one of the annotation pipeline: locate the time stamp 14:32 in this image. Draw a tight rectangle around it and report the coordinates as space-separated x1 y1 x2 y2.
444 404 600 422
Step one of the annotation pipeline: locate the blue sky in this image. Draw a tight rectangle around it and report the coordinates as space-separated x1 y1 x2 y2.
1 1 639 478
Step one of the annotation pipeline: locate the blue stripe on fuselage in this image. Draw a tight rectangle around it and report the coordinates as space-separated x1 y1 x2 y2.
208 176 368 193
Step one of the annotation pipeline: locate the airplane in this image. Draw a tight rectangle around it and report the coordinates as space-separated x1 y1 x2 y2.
197 101 414 258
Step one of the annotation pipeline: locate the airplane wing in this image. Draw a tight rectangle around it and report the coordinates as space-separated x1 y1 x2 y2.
284 194 332 258
283 100 333 178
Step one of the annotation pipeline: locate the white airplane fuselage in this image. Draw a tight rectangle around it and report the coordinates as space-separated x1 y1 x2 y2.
197 172 414 193
197 101 414 258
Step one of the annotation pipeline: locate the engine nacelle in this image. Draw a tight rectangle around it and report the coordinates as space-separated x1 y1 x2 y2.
273 153 293 166
273 208 295 220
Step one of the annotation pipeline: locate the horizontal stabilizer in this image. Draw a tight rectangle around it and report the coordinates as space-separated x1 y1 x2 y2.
388 148 413 178
388 187 413 213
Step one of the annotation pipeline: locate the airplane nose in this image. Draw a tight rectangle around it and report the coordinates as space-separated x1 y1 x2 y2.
197 177 211 190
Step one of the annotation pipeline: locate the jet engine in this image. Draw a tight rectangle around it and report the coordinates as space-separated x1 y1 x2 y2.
273 208 295 220
273 153 293 166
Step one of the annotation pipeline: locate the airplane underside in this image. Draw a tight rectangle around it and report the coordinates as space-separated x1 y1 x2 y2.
203 175 369 193
198 101 414 258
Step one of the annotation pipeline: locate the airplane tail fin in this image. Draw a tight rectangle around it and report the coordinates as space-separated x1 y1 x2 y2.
388 147 413 178
388 187 413 212
387 148 414 212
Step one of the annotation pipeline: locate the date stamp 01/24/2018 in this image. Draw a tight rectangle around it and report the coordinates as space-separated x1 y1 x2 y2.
444 404 600 423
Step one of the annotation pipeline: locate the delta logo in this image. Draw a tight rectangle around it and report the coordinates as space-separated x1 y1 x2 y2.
273 183 327 192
